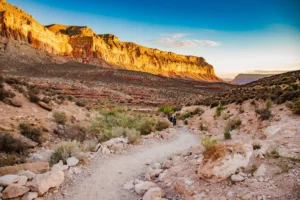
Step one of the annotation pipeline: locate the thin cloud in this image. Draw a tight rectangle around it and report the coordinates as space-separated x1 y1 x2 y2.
154 35 220 48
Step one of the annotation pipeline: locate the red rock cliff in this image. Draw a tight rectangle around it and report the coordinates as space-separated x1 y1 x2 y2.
0 1 222 82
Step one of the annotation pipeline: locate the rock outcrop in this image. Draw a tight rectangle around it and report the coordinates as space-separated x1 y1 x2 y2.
197 144 253 182
0 1 221 82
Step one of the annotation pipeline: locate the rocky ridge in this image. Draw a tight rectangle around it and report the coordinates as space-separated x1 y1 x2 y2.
0 1 221 82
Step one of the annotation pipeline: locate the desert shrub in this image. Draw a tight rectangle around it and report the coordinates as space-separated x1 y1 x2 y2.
67 95 76 102
155 120 170 131
192 107 204 115
256 109 272 120
290 83 299 90
75 100 87 107
210 101 219 108
0 88 9 101
252 142 261 150
50 141 81 164
266 99 272 110
266 146 280 159
111 126 126 138
180 111 192 120
250 100 257 107
158 105 173 115
5 77 20 85
172 106 182 112
224 128 231 140
124 128 141 144
53 111 67 125
19 123 43 144
214 103 225 118
62 125 91 142
285 101 294 109
139 120 154 135
239 106 245 114
82 140 98 152
226 119 242 131
0 132 28 153
0 76 4 85
184 120 188 125
28 87 40 103
0 153 22 167
200 123 208 131
281 77 289 81
292 98 300 115
201 135 217 151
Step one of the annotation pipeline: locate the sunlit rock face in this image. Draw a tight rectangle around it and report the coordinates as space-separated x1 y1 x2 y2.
0 1 222 81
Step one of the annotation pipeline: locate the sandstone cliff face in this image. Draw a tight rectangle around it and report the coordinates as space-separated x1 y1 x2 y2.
0 1 221 82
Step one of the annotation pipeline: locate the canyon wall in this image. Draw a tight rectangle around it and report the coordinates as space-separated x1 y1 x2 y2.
0 1 222 82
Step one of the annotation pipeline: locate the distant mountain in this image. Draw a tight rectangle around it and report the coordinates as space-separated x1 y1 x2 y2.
0 1 222 82
232 74 275 84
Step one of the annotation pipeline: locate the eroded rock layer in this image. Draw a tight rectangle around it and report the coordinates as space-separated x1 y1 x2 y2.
0 1 221 81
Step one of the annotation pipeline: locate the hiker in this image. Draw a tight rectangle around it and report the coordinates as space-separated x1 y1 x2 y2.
168 116 173 123
172 116 177 126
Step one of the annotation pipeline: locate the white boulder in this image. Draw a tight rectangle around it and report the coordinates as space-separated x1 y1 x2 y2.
0 175 20 186
143 187 162 200
135 181 157 195
66 157 79 167
253 164 266 177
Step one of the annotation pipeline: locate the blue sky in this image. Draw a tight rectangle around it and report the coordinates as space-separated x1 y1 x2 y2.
8 0 300 78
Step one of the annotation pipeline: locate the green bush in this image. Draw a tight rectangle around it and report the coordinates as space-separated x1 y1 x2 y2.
53 111 67 125
201 135 217 151
224 128 231 140
200 123 208 131
290 83 298 90
139 120 154 135
155 120 170 131
0 154 22 167
179 111 192 120
158 105 174 115
226 119 242 131
124 128 141 144
28 88 40 103
76 100 87 107
292 98 300 115
256 109 272 120
19 123 43 144
210 101 219 108
214 103 225 118
50 141 81 164
191 108 204 115
0 132 28 153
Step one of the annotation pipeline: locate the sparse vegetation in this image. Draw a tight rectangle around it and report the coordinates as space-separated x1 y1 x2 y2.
0 132 28 153
224 128 231 140
226 119 242 131
191 107 204 115
50 141 81 164
53 111 68 125
19 123 43 144
61 125 92 142
76 100 87 107
292 98 300 115
155 120 170 131
124 128 141 144
256 108 272 120
139 120 155 135
184 120 188 125
200 123 208 131
266 146 280 159
201 135 217 151
214 103 225 118
28 87 40 103
252 142 261 150
158 105 174 115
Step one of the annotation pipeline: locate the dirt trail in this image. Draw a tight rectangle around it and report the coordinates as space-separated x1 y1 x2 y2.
48 128 199 200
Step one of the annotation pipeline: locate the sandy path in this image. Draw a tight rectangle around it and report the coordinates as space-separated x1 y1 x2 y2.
48 128 199 200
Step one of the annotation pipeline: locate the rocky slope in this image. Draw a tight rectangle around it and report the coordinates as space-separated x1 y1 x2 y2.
232 74 275 84
0 1 221 82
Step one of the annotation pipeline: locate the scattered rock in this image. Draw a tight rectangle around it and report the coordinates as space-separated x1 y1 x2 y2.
66 157 79 167
0 175 20 186
143 187 162 200
0 162 49 176
123 180 135 190
153 163 161 169
38 101 52 111
231 174 245 182
184 178 195 186
17 176 28 186
135 181 157 195
0 186 3 192
197 144 253 182
17 171 36 180
2 184 29 199
162 160 172 169
3 97 22 107
253 164 266 177
150 169 163 179
68 167 82 175
27 169 64 195
21 192 38 200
